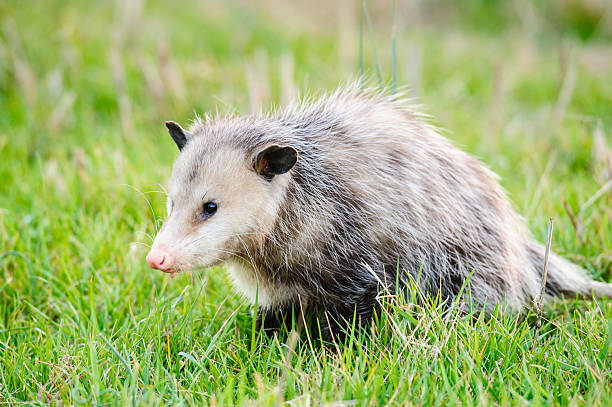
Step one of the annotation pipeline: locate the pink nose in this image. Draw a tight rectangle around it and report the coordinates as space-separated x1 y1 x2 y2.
146 246 174 272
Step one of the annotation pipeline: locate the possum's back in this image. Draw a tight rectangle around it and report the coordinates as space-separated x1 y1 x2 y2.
278 91 507 237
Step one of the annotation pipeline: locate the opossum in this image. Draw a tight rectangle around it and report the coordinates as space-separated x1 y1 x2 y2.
145 86 612 337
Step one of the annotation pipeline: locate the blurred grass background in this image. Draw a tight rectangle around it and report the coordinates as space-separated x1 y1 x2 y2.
1 0 612 404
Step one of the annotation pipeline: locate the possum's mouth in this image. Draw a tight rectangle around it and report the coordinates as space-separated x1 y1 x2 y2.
158 260 198 278
156 264 189 279
153 258 222 278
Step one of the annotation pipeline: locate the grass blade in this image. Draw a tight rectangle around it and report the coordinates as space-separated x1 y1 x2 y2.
391 0 397 94
362 1 383 88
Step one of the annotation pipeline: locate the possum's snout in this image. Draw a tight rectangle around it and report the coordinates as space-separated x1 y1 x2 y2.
146 245 175 274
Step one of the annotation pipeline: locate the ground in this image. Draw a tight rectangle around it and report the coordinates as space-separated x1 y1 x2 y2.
1 0 612 405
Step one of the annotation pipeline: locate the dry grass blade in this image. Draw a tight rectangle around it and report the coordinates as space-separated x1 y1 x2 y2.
139 54 166 115
538 218 554 311
553 46 576 126
488 60 504 138
391 0 397 94
532 217 553 351
109 46 134 137
578 179 612 226
527 153 557 217
336 0 358 71
361 0 383 88
562 198 582 237
245 48 270 113
280 53 297 106
593 122 612 181
49 92 76 130
158 40 187 108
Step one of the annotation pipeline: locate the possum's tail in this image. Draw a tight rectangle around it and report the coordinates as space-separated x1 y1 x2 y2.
527 241 612 300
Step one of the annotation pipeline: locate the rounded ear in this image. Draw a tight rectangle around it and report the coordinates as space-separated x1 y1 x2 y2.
165 121 190 151
254 145 298 180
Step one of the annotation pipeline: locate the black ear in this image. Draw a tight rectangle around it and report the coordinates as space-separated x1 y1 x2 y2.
165 121 189 151
254 145 298 180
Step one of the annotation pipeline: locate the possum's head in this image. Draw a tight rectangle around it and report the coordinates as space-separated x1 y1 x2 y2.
146 120 297 276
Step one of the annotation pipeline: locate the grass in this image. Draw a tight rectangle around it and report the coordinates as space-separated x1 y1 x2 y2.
1 0 612 404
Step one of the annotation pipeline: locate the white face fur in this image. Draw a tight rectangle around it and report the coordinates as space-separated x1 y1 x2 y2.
147 132 296 276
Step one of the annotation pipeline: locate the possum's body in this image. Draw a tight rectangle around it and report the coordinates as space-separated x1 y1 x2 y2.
146 86 612 336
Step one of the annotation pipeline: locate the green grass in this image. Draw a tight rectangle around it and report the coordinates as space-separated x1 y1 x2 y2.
1 0 612 404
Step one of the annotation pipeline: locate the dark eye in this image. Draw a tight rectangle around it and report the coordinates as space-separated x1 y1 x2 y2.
201 201 217 218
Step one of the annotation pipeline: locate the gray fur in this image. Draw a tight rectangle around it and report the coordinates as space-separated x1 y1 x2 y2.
154 86 612 335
